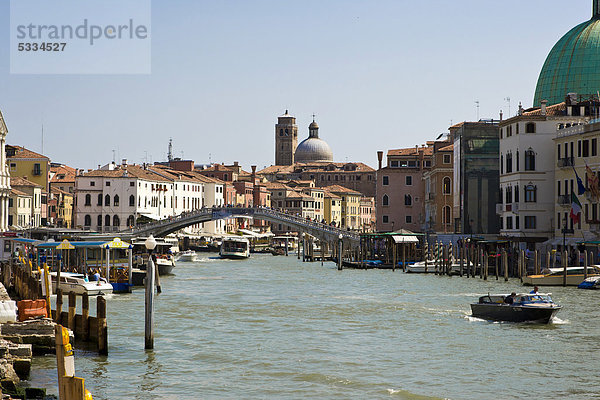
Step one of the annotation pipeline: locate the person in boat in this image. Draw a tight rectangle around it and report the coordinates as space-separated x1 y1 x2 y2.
530 286 539 295
504 292 517 305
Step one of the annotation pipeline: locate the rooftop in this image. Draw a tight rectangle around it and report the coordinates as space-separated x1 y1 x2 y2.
6 145 49 160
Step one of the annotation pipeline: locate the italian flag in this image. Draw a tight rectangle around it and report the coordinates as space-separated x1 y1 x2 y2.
570 192 582 224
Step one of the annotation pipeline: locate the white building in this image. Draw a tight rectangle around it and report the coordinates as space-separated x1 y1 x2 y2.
0 111 11 231
498 100 592 248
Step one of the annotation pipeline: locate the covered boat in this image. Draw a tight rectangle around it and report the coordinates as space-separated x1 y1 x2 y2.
522 266 600 286
578 275 600 289
220 237 250 259
470 293 561 323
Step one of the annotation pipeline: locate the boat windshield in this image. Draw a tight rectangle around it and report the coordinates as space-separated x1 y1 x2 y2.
517 294 553 303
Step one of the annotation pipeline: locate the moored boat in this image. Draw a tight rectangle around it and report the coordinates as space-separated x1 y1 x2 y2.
522 266 600 286
220 237 250 259
578 275 600 289
470 293 561 323
49 272 113 296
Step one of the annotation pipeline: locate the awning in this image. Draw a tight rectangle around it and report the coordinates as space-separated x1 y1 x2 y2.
238 229 274 238
392 235 419 243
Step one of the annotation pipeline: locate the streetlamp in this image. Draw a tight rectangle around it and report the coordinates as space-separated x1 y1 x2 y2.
338 234 343 271
144 235 157 350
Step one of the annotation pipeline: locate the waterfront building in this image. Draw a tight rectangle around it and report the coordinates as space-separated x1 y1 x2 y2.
323 185 362 230
359 197 375 232
553 119 600 244
49 163 76 194
376 145 432 232
275 110 299 166
0 111 11 232
534 1 600 106
10 177 42 228
6 145 50 225
423 138 454 234
8 188 32 230
48 188 73 228
324 191 342 226
451 121 500 235
499 98 593 248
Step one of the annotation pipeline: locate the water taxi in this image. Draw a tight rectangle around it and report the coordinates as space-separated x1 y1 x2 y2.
220 237 250 259
470 293 561 323
177 250 198 262
50 272 113 296
522 266 600 286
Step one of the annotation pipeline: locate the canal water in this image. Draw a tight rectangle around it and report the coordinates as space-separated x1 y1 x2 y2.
27 254 600 399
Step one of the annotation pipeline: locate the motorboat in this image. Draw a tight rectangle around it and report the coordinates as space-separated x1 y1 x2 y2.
522 266 600 286
470 293 561 323
220 237 250 259
177 250 198 262
49 272 113 296
578 275 600 289
406 260 436 273
132 238 177 275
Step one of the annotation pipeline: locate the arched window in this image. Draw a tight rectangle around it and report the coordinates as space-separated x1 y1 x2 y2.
97 215 103 227
516 150 520 171
382 194 389 206
114 195 119 206
84 215 91 226
506 186 513 204
127 215 135 227
442 206 451 225
85 194 91 206
129 195 135 207
105 194 110 206
97 194 103 206
526 122 536 133
442 177 451 194
105 215 111 227
525 149 536 171
514 186 519 203
501 154 504 174
506 152 513 173
113 215 120 227
525 185 537 202
404 194 412 206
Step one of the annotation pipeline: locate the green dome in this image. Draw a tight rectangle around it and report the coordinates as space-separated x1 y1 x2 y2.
534 15 600 106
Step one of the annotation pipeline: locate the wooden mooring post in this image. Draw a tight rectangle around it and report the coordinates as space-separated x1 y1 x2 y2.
503 250 509 282
562 250 568 287
584 250 588 280
97 296 108 356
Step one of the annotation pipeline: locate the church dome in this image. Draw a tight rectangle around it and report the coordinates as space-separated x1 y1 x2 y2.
294 119 333 163
534 5 600 106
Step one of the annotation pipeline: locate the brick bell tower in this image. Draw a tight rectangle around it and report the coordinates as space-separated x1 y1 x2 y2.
275 110 298 166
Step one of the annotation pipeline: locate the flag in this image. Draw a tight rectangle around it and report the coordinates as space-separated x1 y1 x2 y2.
570 192 582 224
573 166 586 195
586 164 600 199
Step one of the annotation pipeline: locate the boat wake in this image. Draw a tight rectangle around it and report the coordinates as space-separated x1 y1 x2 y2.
551 316 569 325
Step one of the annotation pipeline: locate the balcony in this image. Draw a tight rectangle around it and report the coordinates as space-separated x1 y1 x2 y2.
557 194 570 205
557 157 574 168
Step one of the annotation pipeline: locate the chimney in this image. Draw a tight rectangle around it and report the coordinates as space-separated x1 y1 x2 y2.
499 110 503 121
234 161 239 167
518 102 524 116
541 100 548 116
377 151 383 170
215 164 219 171
122 159 128 167
75 168 79 176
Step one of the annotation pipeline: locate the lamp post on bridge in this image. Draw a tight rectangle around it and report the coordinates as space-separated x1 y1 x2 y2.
338 234 343 271
145 235 157 350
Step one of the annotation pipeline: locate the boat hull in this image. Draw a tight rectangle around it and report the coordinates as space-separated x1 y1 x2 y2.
220 253 250 260
522 274 599 286
470 304 561 323
110 282 133 294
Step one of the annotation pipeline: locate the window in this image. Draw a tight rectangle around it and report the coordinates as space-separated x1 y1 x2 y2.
105 194 110 206
382 194 389 206
443 206 451 224
105 215 111 227
525 122 535 133
97 194 103 206
442 177 451 194
127 215 135 227
129 195 135 207
382 176 389 186
382 215 389 223
106 181 111 187
515 216 520 230
499 187 503 204
9 163 16 172
525 149 535 171
406 215 412 224
424 161 431 167
33 163 41 176
443 154 451 164
404 194 412 206
84 215 91 226
516 150 520 171
583 140 590 157
558 146 561 161
505 186 512 204
130 182 135 187
85 194 91 206
525 185 537 202
97 215 103 227
525 216 536 229
578 140 582 157
114 195 120 206
113 215 120 227
506 216 513 229
391 161 399 168
501 154 504 174
8 198 12 208
506 153 513 173
405 176 412 186
514 186 519 203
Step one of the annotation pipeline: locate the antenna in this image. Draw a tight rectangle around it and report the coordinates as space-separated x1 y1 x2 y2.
475 100 480 121
504 97 511 116
112 150 116 163
209 152 212 164
41 124 44 154
168 138 173 162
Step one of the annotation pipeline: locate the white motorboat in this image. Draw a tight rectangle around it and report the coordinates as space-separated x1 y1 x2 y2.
177 250 198 262
49 272 113 296
220 237 250 259
406 260 437 273
523 266 600 286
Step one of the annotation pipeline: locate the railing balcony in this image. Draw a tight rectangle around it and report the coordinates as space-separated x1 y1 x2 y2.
557 157 574 168
558 194 570 205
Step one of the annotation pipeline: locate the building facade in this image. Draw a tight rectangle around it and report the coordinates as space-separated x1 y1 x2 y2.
423 139 454 234
0 111 10 232
275 110 298 166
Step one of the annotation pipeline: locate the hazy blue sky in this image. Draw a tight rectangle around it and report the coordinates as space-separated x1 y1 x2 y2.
0 0 592 170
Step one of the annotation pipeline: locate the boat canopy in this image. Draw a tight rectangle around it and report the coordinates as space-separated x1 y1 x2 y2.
392 235 419 243
35 238 132 250
238 229 274 238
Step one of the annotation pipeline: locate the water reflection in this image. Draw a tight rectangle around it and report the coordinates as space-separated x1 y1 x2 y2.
138 351 162 397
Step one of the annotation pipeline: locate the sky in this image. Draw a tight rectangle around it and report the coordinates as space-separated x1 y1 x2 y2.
0 0 592 171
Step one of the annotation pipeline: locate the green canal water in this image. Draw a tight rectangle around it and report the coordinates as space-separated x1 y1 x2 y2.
27 254 600 399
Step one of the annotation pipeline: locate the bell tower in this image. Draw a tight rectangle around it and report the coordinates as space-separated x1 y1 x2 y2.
275 110 298 166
